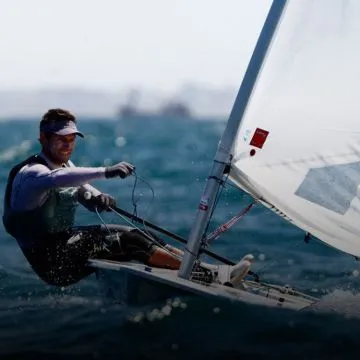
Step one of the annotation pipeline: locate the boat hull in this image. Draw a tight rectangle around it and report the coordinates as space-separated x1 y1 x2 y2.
89 259 318 311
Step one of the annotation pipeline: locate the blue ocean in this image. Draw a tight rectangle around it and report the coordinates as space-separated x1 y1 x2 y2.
1 117 360 360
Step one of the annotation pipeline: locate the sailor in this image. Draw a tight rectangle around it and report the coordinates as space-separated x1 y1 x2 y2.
2 108 183 287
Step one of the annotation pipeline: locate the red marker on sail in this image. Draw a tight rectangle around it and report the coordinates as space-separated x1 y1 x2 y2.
250 128 269 149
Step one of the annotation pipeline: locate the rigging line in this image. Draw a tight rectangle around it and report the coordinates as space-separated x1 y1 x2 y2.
130 175 155 245
110 205 238 266
131 171 139 218
202 169 231 245
95 207 112 234
110 206 260 280
110 204 262 282
205 201 255 244
129 171 149 232
109 206 182 260
95 170 157 253
129 172 156 241
134 174 155 220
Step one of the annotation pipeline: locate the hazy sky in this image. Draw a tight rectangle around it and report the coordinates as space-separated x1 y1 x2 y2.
0 1 271 92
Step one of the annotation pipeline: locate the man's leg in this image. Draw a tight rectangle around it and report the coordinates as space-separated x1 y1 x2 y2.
85 225 181 270
86 225 254 281
119 228 181 269
21 229 99 287
146 246 181 269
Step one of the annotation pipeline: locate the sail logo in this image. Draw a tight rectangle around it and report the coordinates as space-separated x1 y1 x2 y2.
295 162 360 215
250 128 269 149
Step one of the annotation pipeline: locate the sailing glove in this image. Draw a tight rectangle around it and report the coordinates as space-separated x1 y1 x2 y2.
93 193 116 212
105 161 135 179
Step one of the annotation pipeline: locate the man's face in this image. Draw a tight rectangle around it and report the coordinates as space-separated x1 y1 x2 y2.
47 133 76 164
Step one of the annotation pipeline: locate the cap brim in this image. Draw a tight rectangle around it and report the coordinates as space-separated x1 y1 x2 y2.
54 129 84 138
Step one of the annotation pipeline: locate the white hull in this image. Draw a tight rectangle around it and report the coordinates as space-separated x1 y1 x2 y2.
89 259 318 311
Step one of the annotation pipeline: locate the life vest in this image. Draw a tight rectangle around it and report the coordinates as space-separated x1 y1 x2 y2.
2 154 78 243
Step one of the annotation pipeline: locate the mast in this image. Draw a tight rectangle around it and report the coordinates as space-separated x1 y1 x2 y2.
178 0 288 279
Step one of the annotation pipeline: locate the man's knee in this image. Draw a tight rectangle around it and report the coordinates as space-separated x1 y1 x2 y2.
119 229 160 262
130 228 167 247
102 227 168 263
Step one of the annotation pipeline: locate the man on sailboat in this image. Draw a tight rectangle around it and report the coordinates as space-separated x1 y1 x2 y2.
2 108 184 287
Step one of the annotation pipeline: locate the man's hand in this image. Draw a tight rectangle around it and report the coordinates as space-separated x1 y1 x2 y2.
92 193 116 212
105 161 135 179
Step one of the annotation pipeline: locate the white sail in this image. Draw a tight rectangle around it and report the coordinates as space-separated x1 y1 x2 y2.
230 0 360 257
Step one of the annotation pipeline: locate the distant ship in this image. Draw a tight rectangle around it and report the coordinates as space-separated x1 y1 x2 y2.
158 102 192 118
117 90 192 119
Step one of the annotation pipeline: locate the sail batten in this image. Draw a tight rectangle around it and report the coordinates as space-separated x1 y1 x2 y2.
230 0 360 257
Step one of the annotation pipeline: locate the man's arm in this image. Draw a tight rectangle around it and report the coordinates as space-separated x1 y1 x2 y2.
30 164 107 188
77 184 104 211
11 163 106 211
67 160 113 212
11 159 132 212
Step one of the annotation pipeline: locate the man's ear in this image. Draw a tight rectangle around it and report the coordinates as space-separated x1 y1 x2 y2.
39 131 48 146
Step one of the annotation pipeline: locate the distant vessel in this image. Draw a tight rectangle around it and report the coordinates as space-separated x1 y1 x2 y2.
117 90 192 119
118 104 140 118
158 101 192 118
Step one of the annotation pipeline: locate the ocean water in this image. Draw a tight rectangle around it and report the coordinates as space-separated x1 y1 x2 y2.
1 117 360 359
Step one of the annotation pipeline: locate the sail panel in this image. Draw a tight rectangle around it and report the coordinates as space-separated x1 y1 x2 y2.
230 0 360 257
